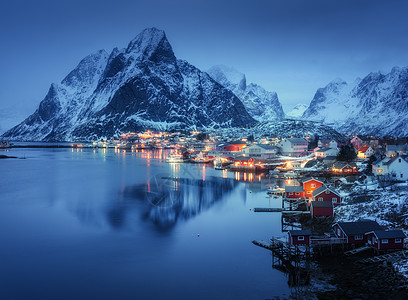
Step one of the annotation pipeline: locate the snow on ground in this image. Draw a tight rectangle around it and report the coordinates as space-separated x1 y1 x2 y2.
335 181 408 279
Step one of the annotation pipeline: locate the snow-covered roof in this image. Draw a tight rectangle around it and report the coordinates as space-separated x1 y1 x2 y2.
256 144 278 150
286 138 308 144
312 184 339 197
285 186 305 193
332 161 357 169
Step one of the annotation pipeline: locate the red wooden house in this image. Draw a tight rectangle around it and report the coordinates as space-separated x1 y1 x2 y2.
310 201 334 217
332 161 358 174
285 186 305 199
312 185 342 206
288 230 311 246
365 230 406 251
300 177 325 199
333 220 383 246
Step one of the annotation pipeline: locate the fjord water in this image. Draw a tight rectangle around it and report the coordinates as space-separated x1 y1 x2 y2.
0 148 290 299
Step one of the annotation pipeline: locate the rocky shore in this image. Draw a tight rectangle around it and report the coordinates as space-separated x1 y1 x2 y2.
316 254 408 299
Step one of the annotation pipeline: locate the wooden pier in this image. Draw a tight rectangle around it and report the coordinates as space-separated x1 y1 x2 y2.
358 250 408 264
253 207 309 214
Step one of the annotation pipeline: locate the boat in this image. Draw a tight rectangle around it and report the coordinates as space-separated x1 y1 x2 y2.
190 151 211 163
266 186 285 196
214 160 225 170
167 151 184 163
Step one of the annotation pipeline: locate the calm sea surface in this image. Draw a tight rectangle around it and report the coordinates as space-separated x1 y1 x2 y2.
0 147 292 299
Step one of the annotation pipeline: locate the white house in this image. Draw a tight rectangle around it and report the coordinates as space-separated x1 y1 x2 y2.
386 144 408 157
318 139 338 149
372 156 408 181
314 147 338 159
242 144 278 159
357 145 375 159
278 138 308 157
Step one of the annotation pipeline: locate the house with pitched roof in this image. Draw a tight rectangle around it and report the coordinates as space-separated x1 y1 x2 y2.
318 139 338 149
288 230 311 246
310 201 334 217
331 161 358 174
285 186 305 199
333 220 383 246
312 184 342 206
242 144 279 159
386 144 408 157
372 155 408 181
357 145 375 159
314 147 339 159
300 177 325 199
278 138 308 157
366 230 406 251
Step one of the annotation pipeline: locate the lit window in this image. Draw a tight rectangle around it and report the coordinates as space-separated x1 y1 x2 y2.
311 184 315 188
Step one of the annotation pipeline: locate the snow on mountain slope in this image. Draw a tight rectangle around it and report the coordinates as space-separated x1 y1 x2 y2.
302 68 408 136
207 65 285 121
2 28 255 141
286 104 309 119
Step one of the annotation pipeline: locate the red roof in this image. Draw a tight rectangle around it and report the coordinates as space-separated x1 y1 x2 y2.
358 145 369 153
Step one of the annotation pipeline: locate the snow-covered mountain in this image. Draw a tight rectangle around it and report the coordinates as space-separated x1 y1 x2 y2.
207 65 285 122
302 67 408 137
286 104 309 119
2 28 255 141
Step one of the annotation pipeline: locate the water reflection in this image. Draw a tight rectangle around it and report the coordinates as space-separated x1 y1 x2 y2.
114 176 240 230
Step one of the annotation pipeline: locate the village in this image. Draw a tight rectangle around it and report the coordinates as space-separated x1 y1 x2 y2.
113 130 408 296
4 130 408 296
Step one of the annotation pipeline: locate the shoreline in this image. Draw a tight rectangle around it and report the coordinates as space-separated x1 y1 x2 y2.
315 253 408 299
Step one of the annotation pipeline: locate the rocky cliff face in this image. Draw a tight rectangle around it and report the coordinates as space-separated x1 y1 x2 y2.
302 67 408 137
3 28 255 141
207 65 285 122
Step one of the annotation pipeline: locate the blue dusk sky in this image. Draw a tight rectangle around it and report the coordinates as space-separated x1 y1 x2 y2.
0 0 407 132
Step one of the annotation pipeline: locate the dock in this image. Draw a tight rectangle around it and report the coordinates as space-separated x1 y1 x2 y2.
358 250 408 264
253 207 309 214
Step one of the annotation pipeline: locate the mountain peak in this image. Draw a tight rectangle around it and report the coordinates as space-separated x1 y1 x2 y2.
125 27 175 62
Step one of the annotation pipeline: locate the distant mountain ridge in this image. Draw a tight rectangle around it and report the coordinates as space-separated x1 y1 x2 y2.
286 104 309 119
207 65 285 122
302 67 408 137
2 28 255 141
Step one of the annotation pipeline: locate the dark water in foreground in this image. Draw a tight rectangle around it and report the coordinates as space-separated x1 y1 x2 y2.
0 148 291 299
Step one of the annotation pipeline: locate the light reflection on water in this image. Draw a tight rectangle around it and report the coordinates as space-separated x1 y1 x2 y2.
0 147 292 299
